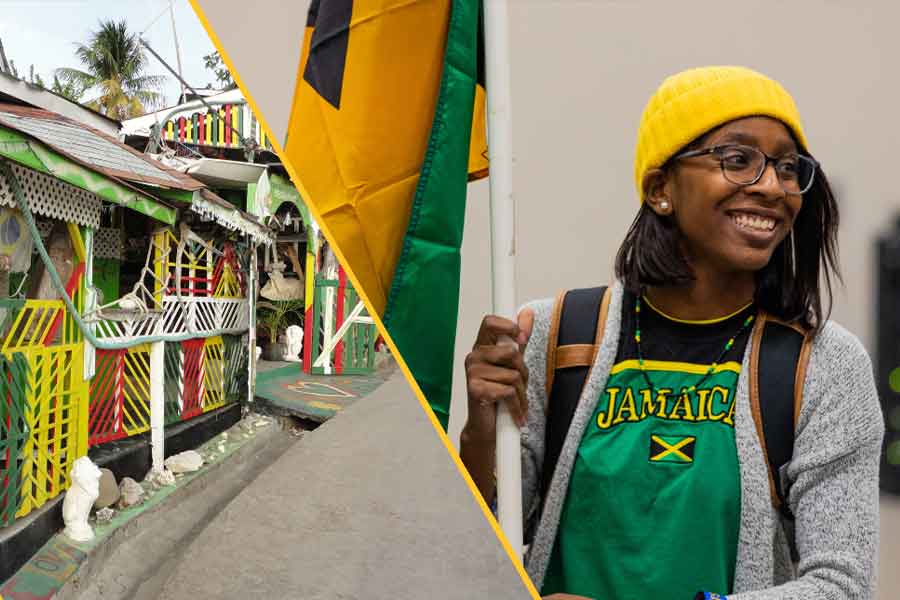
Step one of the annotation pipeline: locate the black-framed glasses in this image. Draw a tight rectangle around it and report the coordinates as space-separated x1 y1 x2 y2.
673 144 819 195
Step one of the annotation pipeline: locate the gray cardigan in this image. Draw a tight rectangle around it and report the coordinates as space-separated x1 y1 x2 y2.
520 282 885 599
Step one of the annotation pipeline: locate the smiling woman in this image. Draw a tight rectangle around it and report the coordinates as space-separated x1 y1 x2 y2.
460 66 884 600
627 113 838 330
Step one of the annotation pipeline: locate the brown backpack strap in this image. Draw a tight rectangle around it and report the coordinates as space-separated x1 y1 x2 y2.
544 289 567 402
793 329 814 428
748 315 778 507
555 344 596 369
748 311 813 515
544 287 612 405
540 286 611 501
593 286 613 362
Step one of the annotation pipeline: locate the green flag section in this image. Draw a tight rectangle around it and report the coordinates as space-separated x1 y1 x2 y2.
382 0 482 429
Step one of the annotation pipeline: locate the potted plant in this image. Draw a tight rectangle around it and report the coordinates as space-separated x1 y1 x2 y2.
256 300 305 361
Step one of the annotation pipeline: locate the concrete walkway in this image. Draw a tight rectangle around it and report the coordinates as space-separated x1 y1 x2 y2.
157 373 532 600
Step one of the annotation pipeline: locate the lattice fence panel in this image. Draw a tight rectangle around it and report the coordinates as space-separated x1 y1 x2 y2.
202 336 225 413
61 264 85 345
0 163 101 229
161 299 186 334
94 226 123 260
222 335 247 402
0 353 30 526
92 297 248 344
220 300 247 331
212 244 244 299
164 233 213 297
16 344 86 518
35 219 54 241
88 349 125 446
195 300 217 332
164 341 184 424
93 313 161 344
2 301 63 351
213 263 241 298
121 344 150 436
181 339 204 420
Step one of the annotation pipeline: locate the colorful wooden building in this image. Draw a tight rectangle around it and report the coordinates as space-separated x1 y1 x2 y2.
124 90 379 381
0 103 271 527
250 170 377 376
0 90 381 530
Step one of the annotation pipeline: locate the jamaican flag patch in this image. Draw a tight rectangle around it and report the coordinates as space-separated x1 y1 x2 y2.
649 434 696 464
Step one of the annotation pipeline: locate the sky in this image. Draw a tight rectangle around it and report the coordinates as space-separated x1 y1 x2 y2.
0 0 218 110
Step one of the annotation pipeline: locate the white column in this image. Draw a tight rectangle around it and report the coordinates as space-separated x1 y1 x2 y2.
150 340 165 471
83 227 96 380
322 264 335 375
205 240 213 297
247 241 257 404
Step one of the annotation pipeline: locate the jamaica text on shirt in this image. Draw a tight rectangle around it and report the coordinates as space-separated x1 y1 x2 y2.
596 384 736 431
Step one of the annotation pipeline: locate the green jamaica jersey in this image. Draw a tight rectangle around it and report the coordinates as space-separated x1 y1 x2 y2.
541 290 754 599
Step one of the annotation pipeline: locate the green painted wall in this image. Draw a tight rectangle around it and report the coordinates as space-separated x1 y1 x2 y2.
93 258 120 305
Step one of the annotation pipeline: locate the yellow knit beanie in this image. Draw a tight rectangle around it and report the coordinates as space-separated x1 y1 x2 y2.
634 66 808 201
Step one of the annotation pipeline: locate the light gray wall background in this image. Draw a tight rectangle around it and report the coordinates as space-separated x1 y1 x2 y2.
195 1 899 597
451 0 898 440
197 0 900 441
194 0 305 148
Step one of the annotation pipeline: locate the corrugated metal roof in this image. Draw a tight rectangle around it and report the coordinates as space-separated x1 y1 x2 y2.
0 104 203 191
0 103 274 241
0 110 179 182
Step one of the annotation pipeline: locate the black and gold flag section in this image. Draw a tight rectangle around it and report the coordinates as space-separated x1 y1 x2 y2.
285 0 488 429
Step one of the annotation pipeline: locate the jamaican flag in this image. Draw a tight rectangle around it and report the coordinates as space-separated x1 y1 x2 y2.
285 0 488 429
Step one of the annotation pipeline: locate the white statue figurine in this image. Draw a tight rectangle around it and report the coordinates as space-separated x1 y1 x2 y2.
284 325 304 362
62 456 103 542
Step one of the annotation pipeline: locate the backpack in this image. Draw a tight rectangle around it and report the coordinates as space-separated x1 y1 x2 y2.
541 286 814 523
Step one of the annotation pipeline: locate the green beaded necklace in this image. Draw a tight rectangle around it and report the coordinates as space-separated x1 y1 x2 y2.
634 294 756 398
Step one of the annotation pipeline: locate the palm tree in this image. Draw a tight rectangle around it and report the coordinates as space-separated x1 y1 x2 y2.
55 19 165 119
50 75 87 103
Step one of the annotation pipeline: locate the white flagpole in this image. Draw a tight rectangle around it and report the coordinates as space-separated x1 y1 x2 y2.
483 0 522 558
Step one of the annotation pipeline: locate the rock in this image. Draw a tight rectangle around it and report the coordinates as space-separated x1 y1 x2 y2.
95 507 114 524
145 467 176 488
164 450 204 474
118 477 144 508
94 468 120 509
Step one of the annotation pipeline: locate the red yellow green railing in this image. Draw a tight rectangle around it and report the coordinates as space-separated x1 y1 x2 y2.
160 103 272 151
